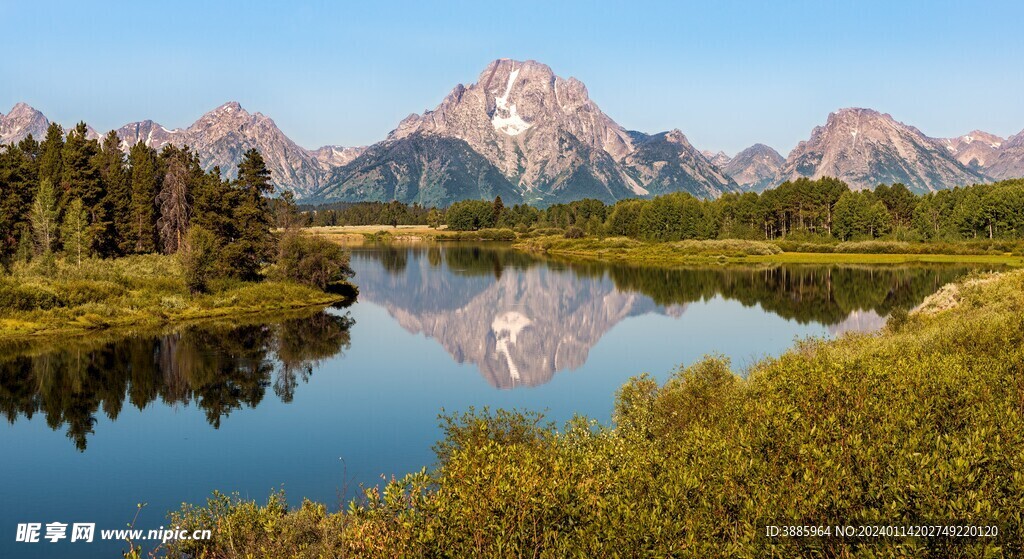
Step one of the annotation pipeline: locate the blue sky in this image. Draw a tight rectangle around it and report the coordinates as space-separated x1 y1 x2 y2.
2 0 1022 155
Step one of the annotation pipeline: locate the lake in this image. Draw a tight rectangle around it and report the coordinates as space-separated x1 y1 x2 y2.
0 244 990 557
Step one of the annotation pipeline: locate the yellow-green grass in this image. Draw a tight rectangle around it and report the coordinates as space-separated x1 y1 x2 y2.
515 236 1024 268
305 224 452 244
0 254 345 340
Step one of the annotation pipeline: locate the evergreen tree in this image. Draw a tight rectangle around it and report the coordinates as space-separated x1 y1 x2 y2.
225 149 274 279
38 123 64 191
97 130 131 254
127 142 160 253
0 143 36 258
61 198 89 266
29 178 58 254
492 195 505 226
61 122 102 210
14 224 33 264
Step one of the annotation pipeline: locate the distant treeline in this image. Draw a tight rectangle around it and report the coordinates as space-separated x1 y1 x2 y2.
303 177 1024 242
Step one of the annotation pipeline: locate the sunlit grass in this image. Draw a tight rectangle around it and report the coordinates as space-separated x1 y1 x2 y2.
0 254 344 339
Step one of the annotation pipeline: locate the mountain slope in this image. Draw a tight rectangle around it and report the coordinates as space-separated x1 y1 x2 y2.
316 59 736 205
116 102 332 197
321 133 523 206
0 103 50 144
781 108 987 193
985 129 1024 180
723 143 784 192
941 130 1004 171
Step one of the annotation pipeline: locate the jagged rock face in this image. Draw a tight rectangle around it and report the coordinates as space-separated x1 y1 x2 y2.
624 131 737 197
322 134 523 206
117 102 329 197
311 145 366 171
985 129 1024 180
115 119 185 150
723 143 784 192
0 102 50 144
781 108 987 193
317 59 736 205
941 130 1004 170
702 150 732 168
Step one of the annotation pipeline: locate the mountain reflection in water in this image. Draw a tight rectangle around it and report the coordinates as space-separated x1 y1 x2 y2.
352 245 982 389
0 310 353 451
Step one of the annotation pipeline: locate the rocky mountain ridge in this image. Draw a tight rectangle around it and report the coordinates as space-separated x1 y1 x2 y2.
313 59 739 205
6 73 1024 202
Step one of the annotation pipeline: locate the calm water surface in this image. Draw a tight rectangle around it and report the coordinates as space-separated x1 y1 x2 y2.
0 244 987 557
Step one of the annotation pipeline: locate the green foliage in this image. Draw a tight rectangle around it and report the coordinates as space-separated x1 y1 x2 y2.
179 225 219 294
445 199 497 230
127 142 160 253
0 253 346 338
563 225 585 238
29 178 58 254
167 270 1024 557
272 232 354 290
224 149 276 279
60 198 89 266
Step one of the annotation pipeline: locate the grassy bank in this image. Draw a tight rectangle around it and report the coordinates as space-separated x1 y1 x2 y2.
164 269 1024 558
0 254 346 339
307 225 519 245
515 235 1024 267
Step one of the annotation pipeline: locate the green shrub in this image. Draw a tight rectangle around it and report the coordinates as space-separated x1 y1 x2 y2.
273 233 354 290
179 226 220 295
563 225 585 239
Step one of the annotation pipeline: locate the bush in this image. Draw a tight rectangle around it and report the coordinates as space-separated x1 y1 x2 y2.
274 233 354 290
563 225 585 239
179 226 220 295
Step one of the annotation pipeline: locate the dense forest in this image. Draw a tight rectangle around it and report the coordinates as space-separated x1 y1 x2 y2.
304 177 1024 243
0 124 306 282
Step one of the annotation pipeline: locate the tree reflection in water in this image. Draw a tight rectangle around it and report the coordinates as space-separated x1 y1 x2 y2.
0 309 354 451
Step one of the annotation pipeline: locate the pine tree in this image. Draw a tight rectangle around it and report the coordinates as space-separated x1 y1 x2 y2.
29 178 58 254
61 123 102 209
38 123 64 191
61 198 89 266
127 142 160 253
225 149 274 279
97 130 131 254
0 144 36 258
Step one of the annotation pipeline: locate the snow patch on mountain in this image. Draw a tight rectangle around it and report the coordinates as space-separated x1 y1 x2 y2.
491 68 532 136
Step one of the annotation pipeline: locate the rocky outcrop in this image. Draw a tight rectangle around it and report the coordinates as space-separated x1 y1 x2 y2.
985 129 1024 180
723 143 784 192
780 108 987 193
314 59 738 205
0 102 50 144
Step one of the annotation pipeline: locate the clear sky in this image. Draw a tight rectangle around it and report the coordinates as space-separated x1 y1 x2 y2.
2 0 1022 156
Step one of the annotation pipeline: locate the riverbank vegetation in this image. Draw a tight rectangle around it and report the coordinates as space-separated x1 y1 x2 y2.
516 236 1024 267
0 125 355 338
163 269 1024 558
0 253 344 338
298 177 1024 247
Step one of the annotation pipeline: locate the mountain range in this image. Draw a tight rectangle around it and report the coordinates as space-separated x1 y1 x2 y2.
3 58 1024 203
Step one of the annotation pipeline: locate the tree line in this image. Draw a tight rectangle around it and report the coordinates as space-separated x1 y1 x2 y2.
0 123 299 288
297 177 1024 242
